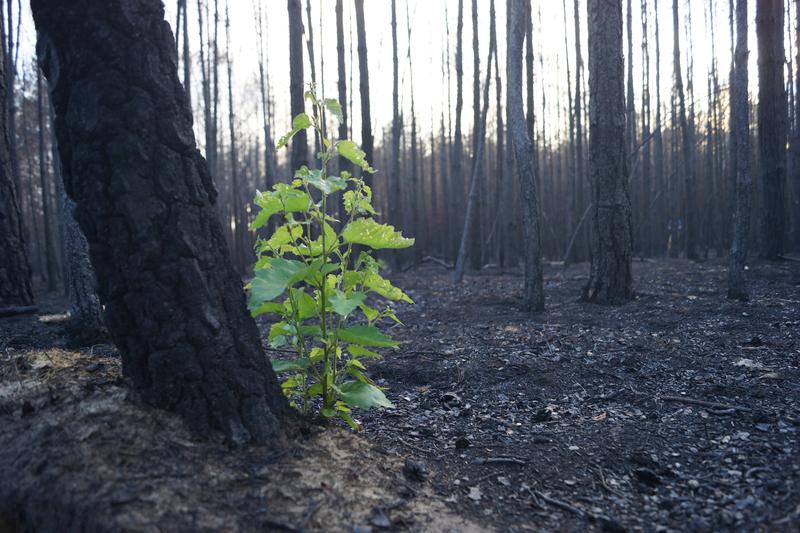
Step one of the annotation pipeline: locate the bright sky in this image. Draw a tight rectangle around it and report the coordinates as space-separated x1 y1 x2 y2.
18 1 773 156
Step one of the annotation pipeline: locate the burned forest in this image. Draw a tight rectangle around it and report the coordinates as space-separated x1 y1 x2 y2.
1 0 799 531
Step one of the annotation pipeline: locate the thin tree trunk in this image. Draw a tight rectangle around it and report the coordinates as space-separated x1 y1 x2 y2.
640 0 652 256
354 0 373 189
453 0 496 284
583 0 634 304
757 0 788 259
225 0 241 272
336 0 350 177
304 0 320 162
389 0 403 255
573 0 586 262
37 66 59 292
728 0 751 300
673 0 697 260
654 0 664 255
507 0 544 310
254 0 277 196
450 0 464 262
33 0 291 444
288 0 307 170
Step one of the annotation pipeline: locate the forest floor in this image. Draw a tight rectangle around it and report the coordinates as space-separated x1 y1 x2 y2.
1 258 799 532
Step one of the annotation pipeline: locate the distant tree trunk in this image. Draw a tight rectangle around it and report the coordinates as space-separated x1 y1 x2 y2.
507 0 543 310
254 0 277 195
0 11 32 309
757 0 788 259
36 67 59 292
225 0 242 272
653 0 664 255
453 0 495 284
450 0 464 262
640 0 651 256
494 1 506 265
794 0 800 251
181 0 191 110
673 0 697 260
288 0 307 171
354 0 373 189
625 0 636 169
304 0 320 162
404 2 420 261
573 0 586 261
728 0 751 300
33 0 290 444
336 0 350 176
584 0 633 304
5 0 20 205
562 0 576 259
390 0 403 244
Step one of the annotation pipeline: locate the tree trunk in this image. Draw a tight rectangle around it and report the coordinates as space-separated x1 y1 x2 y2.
583 0 633 304
653 0 664 255
640 0 651 256
573 0 586 262
36 67 60 292
673 0 697 260
288 0 307 171
508 0 544 311
757 0 788 259
450 0 464 263
453 0 495 284
32 0 290 445
390 0 403 245
336 0 350 184
254 0 277 199
794 0 800 252
0 7 32 309
354 0 373 189
728 0 751 300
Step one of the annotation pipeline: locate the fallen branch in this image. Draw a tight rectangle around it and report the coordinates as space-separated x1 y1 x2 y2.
473 456 526 466
659 395 752 413
0 305 38 318
534 491 584 517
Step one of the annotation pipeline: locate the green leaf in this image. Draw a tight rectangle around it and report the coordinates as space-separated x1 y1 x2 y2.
329 290 367 316
340 381 394 409
358 303 380 322
343 187 377 216
347 344 381 358
250 301 285 318
277 113 312 149
305 170 347 195
342 218 414 249
338 325 399 348
289 288 317 319
363 272 414 303
338 410 360 430
336 140 376 173
249 258 307 306
324 98 344 122
251 187 310 229
271 358 310 373
264 225 304 250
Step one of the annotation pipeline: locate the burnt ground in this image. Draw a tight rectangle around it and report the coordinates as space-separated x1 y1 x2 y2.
1 258 799 531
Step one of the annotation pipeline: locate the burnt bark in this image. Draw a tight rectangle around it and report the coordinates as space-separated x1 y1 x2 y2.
508 0 544 311
757 0 788 259
354 0 373 188
584 0 634 304
32 0 290 444
288 0 307 171
728 0 751 300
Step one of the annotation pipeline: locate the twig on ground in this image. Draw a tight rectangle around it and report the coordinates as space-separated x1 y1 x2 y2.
659 395 752 413
473 457 527 466
534 491 585 517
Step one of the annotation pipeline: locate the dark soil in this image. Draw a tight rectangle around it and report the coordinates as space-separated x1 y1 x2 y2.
1 258 798 531
360 258 800 531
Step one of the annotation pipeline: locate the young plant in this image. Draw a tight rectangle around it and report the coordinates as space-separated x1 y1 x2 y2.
247 88 414 429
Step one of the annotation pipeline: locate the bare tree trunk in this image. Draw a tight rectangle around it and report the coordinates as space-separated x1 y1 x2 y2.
673 0 697 260
757 0 788 259
794 0 800 251
36 66 60 292
33 0 291 444
494 1 506 265
225 0 242 272
336 0 350 178
654 0 665 255
450 0 464 262
453 0 495 284
304 0 320 162
640 0 652 256
390 0 402 240
625 0 636 172
507 0 543 310
728 0 751 300
288 0 307 171
0 7 32 309
254 0 277 196
354 0 373 189
404 2 420 262
583 0 634 304
573 0 586 261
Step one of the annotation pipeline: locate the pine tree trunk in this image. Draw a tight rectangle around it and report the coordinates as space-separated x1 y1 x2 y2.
32 0 291 445
728 0 751 300
450 0 464 263
336 0 350 184
584 0 634 304
37 67 60 292
653 0 665 256
254 1 277 199
0 7 33 310
757 0 788 259
507 0 544 311
640 0 652 257
354 0 373 189
390 0 403 253
573 0 586 262
288 0 307 171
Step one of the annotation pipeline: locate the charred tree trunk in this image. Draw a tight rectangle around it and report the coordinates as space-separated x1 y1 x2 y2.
584 0 633 304
389 0 403 251
728 0 751 300
288 0 307 170
508 0 544 311
354 0 373 188
336 0 350 180
757 0 788 259
37 67 59 291
0 10 32 309
32 0 290 445
254 0 277 196
573 0 586 262
450 0 465 262
653 0 665 255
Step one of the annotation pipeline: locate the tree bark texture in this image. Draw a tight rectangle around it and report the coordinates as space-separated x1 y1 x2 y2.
584 0 633 304
354 0 373 188
32 0 290 445
756 0 788 259
728 0 751 300
507 0 544 311
288 0 307 171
